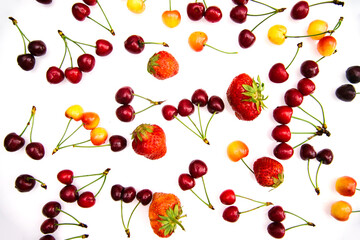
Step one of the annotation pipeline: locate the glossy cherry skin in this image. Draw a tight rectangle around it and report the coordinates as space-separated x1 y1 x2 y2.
36 0 52 4
230 5 248 24
335 84 356 102
72 3 91 21
83 0 97 6
238 29 256 48
162 105 178 121
115 105 135 122
178 99 195 117
290 1 309 20
316 148 333 165
232 0 249 5
207 95 225 114
78 191 96 208
300 60 319 78
109 135 127 152
272 125 291 142
26 142 45 160
46 66 65 84
300 143 316 160
219 189 236 205
297 78 315 96
273 142 294 160
222 206 240 222
77 54 95 72
267 222 285 238
4 132 25 152
40 219 58 234
189 159 208 178
273 106 293 124
28 40 47 56
111 184 124 201
284 88 303 107
65 67 82 84
15 174 35 192
60 184 79 203
268 205 286 222
95 39 113 56
124 35 145 54
269 63 288 83
122 186 136 203
42 201 61 218
115 86 134 104
39 235 56 240
186 2 205 21
178 173 196 191
204 6 222 23
191 89 208 107
346 66 360 84
57 169 74 185
136 189 153 205
17 54 35 71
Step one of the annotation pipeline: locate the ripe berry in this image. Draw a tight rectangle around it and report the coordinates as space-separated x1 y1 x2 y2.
17 54 35 71
77 191 96 208
346 66 360 84
57 169 74 185
162 105 178 120
299 143 316 160
300 60 319 78
115 105 135 122
122 186 136 203
178 173 195 191
42 201 61 218
136 189 153 205
335 84 356 102
284 88 303 107
115 86 134 105
28 40 47 56
273 142 294 160
273 106 293 124
207 96 225 114
290 1 309 20
267 221 285 238
15 174 36 192
222 206 240 222
189 159 207 178
109 135 127 152
186 2 205 21
316 148 333 165
40 218 58 234
46 66 65 84
191 89 208 107
238 29 256 48
26 142 45 160
335 176 357 197
77 54 95 72
178 99 195 117
204 6 222 23
230 5 248 24
4 132 25 152
65 67 82 84
219 189 236 205
268 205 286 222
60 184 79 203
297 78 315 96
271 125 291 142
95 39 113 56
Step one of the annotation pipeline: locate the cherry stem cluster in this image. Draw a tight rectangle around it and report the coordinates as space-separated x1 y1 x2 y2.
306 159 321 195
55 207 87 227
18 106 36 138
190 176 214 210
236 194 272 214
283 210 315 231
75 168 110 198
87 0 115 35
120 199 142 238
52 118 85 154
9 17 31 54
133 93 165 116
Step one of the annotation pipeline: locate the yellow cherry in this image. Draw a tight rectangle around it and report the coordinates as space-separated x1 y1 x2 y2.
307 20 328 40
268 25 287 45
162 10 181 28
331 201 352 221
127 0 145 14
65 105 84 121
90 127 108 146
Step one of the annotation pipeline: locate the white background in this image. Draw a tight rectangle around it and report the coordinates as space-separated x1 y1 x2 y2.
1 0 360 239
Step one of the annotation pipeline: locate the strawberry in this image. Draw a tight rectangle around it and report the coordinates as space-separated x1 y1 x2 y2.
226 73 267 121
148 192 186 238
132 123 167 160
147 51 179 80
253 157 284 188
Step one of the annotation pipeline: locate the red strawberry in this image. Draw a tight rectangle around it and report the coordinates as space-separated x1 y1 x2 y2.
253 157 284 188
226 73 267 121
147 51 179 80
132 124 167 160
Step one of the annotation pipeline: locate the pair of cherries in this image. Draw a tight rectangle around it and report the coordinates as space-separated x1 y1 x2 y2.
186 0 222 22
336 65 360 102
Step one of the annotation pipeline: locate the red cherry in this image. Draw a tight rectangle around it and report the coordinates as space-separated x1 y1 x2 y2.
72 3 91 21
230 5 248 24
65 67 82 84
267 222 285 238
204 6 222 23
186 2 205 21
115 86 134 104
15 174 36 192
300 60 319 78
4 132 25 152
269 63 289 83
219 189 236 205
77 191 96 208
77 54 95 72
273 142 294 160
109 135 127 152
83 0 97 5
39 235 56 240
17 54 35 71
222 206 240 222
238 29 256 48
207 95 225 114
46 66 65 84
300 143 317 160
316 148 333 165
297 78 315 96
268 205 286 222
59 184 79 203
111 184 124 201
189 159 208 178
36 0 52 4
284 88 303 107
26 142 45 160
290 1 309 20
162 105 178 121
178 99 195 117
40 219 58 234
42 201 61 218
271 125 291 142
178 173 195 191
124 35 145 54
136 189 153 206
232 0 249 5
57 169 74 185
115 105 135 122
95 39 113 56
273 106 293 124
122 186 136 203
191 89 208 107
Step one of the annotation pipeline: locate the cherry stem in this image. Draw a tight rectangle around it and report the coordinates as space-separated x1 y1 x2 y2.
314 161 322 195
196 104 205 138
28 176 47 189
75 169 109 196
9 17 30 54
204 43 237 54
297 107 323 126
286 42 302 70
28 106 37 143
201 176 214 209
125 201 141 237
19 106 36 137
56 222 87 228
53 122 84 153
285 223 315 232
86 16 113 35
190 188 213 209
251 10 279 33
309 0 344 8
310 94 326 125
96 0 115 35
120 200 128 237
330 17 343 35
240 158 255 174
292 137 312 150
143 42 169 47
133 93 165 105
291 116 318 129
307 159 317 193
284 210 314 226
235 195 272 206
135 104 159 116
202 0 207 9
65 234 89 240
55 118 73 148
239 202 273 214
174 116 203 139
204 111 216 139
56 208 85 225
168 0 172 11
250 0 277 10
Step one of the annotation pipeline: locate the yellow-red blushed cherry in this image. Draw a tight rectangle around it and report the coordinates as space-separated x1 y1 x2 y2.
227 140 249 162
90 127 108 146
65 105 84 121
189 31 208 52
317 35 337 56
81 112 100 130
331 201 352 221
307 19 328 40
162 8 181 28
335 176 357 197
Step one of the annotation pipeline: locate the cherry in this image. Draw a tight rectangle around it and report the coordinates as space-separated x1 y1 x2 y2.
346 66 360 84
26 142 45 160
77 191 96 208
268 205 286 222
290 1 309 20
115 105 135 122
316 148 333 165
230 5 248 24
273 106 293 124
335 84 357 102
178 173 196 191
284 88 304 107
186 2 205 21
65 67 83 84
83 0 97 6
162 105 178 121
57 169 74 185
72 3 91 21
273 142 294 160
204 6 222 23
17 54 35 71
300 60 319 78
109 135 127 152
299 143 316 160
238 29 256 49
4 132 25 152
60 184 79 203
36 0 52 4
191 89 208 107
115 86 134 104
15 174 46 192
267 222 285 238
297 78 315 96
95 39 113 56
178 99 195 117
232 0 249 4
124 35 168 54
46 66 65 84
28 40 47 56
77 54 95 72
222 206 240 222
39 235 55 240
272 125 291 142
122 186 136 203
207 95 225 114
40 218 58 234
136 189 153 205
189 159 208 178
111 184 124 201
42 201 61 218
219 189 236 205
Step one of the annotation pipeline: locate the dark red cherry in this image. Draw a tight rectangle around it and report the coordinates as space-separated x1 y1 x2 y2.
46 66 65 84
15 174 35 192
42 201 61 218
162 105 178 121
189 159 208 178
335 84 357 102
111 184 124 201
57 169 74 185
204 6 222 23
230 5 248 24
238 29 256 48
297 78 315 96
77 54 95 72
207 95 225 114
272 125 291 142
269 63 289 83
4 132 25 152
39 235 56 240
219 189 236 205
65 67 82 84
17 54 35 71
273 106 293 124
300 143 316 160
346 66 360 84
40 218 58 234
191 89 208 107
273 142 294 160
28 40 47 56
109 135 127 152
60 184 79 203
95 39 113 56
186 2 205 21
122 186 136 203
232 0 249 5
300 60 319 78
178 173 195 191
78 191 96 208
316 148 333 165
26 142 45 160
291 1 309 20
72 3 91 21
268 205 286 222
83 0 97 6
36 0 52 4
115 86 134 104
136 189 153 205
178 99 195 117
115 105 135 122
284 88 303 107
267 221 285 238
222 206 240 222
124 35 145 54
